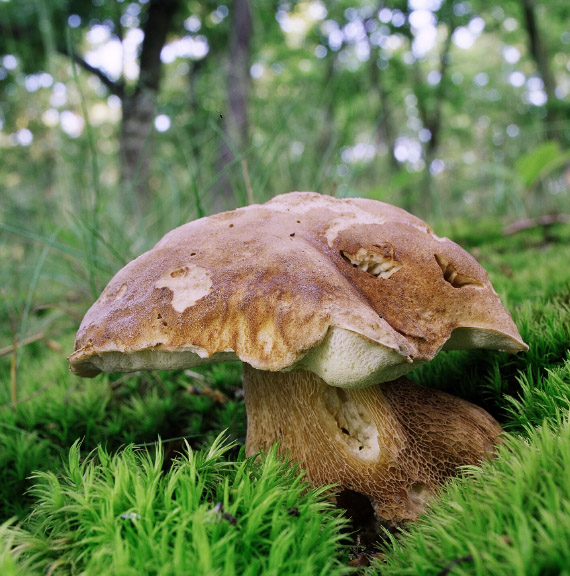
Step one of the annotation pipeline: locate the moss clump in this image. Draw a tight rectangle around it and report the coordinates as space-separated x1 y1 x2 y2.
6 435 350 576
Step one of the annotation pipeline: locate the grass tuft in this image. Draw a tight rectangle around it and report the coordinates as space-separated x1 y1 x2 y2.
0 519 32 576
504 356 570 431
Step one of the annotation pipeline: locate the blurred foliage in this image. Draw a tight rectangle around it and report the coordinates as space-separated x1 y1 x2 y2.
0 0 568 224
1 0 569 387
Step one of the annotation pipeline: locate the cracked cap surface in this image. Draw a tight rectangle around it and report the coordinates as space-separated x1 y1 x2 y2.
69 192 527 384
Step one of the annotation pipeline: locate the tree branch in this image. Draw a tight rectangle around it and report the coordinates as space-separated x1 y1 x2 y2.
58 47 124 98
429 15 456 153
137 0 181 92
502 214 569 236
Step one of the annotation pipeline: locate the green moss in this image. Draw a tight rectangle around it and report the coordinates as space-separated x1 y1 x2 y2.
6 436 350 576
0 348 246 521
2 208 570 571
504 356 570 431
372 416 570 576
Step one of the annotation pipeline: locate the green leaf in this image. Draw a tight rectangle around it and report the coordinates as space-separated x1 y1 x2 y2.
515 141 570 189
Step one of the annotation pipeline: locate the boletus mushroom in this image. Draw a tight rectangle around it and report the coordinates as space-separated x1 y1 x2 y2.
69 192 527 525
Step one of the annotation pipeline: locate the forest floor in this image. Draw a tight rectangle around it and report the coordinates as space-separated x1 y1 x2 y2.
1 219 569 575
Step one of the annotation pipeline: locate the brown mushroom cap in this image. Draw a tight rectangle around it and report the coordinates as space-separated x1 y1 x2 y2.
69 192 527 382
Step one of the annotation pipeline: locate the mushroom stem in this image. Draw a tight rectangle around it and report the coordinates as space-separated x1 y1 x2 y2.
243 364 501 525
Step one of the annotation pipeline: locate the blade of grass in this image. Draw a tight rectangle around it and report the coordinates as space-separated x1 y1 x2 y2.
172 129 205 220
16 229 58 375
65 28 101 299
0 224 85 261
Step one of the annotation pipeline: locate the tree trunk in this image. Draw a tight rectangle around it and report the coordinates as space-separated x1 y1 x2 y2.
227 0 251 149
369 56 397 174
120 90 157 210
415 14 455 218
120 0 180 209
313 54 336 160
520 0 564 144
213 0 252 212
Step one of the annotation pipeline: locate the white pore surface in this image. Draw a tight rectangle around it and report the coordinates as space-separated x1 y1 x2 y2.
80 326 417 387
87 348 239 374
443 327 528 353
294 326 415 389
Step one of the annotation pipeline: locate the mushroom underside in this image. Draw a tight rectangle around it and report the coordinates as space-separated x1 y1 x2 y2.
243 364 501 525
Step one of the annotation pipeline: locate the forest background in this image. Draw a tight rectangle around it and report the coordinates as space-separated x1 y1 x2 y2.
2 0 569 229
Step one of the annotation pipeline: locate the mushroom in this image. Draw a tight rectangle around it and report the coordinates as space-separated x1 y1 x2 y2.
69 192 527 525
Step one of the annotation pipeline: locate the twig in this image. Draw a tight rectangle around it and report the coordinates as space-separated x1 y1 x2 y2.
7 315 20 407
35 304 84 321
0 381 55 410
10 340 18 407
0 332 45 357
183 369 208 382
435 555 474 576
109 373 139 389
502 213 569 236
186 382 229 404
56 47 125 98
